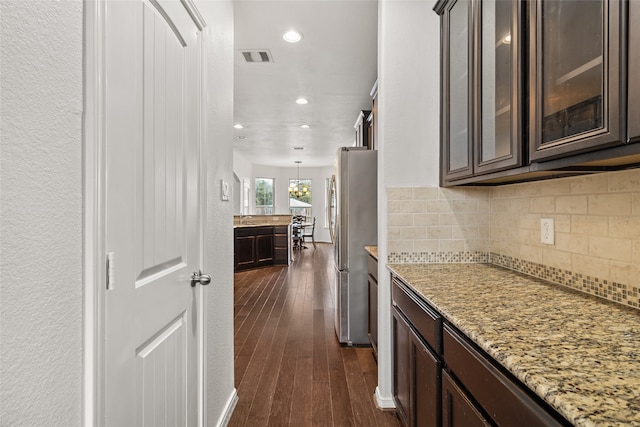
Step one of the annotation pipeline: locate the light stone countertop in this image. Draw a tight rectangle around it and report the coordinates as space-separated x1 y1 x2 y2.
365 246 378 260
387 263 640 427
233 215 292 228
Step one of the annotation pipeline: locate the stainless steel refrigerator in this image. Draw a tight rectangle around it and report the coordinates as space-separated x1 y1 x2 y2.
328 147 377 345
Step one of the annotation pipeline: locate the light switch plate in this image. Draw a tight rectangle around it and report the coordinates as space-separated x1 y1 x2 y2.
540 218 554 245
220 179 230 201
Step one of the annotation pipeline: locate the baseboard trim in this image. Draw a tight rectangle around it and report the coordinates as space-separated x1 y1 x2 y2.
216 388 238 427
374 386 396 411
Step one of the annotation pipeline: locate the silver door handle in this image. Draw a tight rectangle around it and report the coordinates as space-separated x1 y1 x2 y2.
191 270 212 286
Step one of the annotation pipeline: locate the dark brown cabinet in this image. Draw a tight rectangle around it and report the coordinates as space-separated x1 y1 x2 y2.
437 0 473 181
234 226 274 271
443 324 566 427
355 110 372 149
435 0 640 186
436 0 524 184
629 1 640 144
367 253 378 357
529 0 625 161
391 274 569 427
442 371 490 427
273 225 291 265
392 278 442 427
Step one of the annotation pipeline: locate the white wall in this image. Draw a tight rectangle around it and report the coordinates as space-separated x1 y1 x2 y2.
0 1 84 425
233 150 254 214
243 164 334 243
199 1 238 424
376 0 441 407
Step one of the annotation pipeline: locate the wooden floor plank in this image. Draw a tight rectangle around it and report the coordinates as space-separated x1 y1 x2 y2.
230 244 400 427
312 380 334 426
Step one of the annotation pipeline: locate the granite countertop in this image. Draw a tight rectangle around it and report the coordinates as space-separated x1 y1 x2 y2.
365 245 378 259
233 215 292 228
233 221 291 228
387 263 640 427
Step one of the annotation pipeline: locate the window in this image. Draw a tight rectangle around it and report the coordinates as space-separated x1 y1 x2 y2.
255 178 274 214
289 178 312 218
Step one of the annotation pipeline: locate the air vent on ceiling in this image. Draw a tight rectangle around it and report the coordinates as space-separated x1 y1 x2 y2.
241 49 274 63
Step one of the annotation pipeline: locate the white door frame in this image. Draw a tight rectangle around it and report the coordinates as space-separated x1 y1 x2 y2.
83 1 208 425
83 1 106 424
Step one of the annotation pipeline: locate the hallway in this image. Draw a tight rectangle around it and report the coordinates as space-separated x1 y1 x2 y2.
230 244 400 426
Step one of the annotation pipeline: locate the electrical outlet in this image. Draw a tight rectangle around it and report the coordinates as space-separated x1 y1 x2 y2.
540 218 554 245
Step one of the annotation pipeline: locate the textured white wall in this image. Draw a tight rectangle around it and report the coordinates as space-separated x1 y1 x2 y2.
198 0 238 424
376 0 440 406
0 1 84 425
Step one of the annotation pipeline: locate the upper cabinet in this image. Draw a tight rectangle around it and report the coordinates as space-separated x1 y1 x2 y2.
437 0 523 184
435 0 639 186
529 0 624 161
475 0 523 173
629 1 640 144
439 0 473 181
354 110 372 149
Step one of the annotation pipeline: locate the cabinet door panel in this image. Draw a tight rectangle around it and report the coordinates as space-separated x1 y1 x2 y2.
235 235 255 269
475 0 523 174
629 1 640 143
393 307 411 427
412 330 441 427
368 275 378 353
529 0 624 161
255 234 274 265
442 0 473 181
442 371 490 427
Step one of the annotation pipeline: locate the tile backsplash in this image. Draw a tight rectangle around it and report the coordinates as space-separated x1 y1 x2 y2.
387 168 640 309
387 186 491 262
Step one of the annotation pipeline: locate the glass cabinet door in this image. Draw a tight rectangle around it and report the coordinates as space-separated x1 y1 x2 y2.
475 0 522 174
529 0 623 161
442 0 473 181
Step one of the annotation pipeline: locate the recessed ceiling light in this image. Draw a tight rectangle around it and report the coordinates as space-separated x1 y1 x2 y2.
292 147 304 151
237 136 247 140
233 123 243 129
283 30 303 43
295 97 309 105
299 124 310 129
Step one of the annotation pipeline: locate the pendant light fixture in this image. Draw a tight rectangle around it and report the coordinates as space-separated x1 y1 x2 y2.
289 160 309 199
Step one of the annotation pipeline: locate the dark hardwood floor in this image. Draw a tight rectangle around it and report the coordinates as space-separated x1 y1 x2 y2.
230 243 400 427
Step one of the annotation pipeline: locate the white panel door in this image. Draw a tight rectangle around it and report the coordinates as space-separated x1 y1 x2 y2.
103 1 204 426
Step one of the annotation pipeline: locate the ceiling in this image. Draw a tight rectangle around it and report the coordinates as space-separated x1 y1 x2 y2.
233 1 378 168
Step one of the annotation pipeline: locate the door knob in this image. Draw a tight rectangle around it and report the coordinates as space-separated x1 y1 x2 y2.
191 270 212 287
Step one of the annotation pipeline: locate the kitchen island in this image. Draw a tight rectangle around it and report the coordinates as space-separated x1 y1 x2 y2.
233 215 292 271
388 262 640 427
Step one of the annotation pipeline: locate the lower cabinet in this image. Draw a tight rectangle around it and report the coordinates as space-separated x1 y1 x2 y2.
442 371 490 427
234 226 274 271
367 253 378 357
392 275 569 427
442 325 566 427
393 279 442 427
273 225 291 265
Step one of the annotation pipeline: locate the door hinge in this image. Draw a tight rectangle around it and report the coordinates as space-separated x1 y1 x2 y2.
106 252 115 290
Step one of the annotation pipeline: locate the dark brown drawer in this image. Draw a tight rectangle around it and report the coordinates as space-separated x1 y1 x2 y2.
235 226 273 237
274 225 289 234
443 324 566 427
274 235 289 247
392 277 442 354
367 254 378 282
